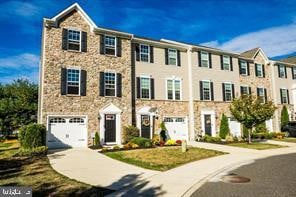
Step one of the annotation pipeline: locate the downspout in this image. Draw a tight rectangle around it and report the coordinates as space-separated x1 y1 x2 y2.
187 46 195 141
270 61 279 131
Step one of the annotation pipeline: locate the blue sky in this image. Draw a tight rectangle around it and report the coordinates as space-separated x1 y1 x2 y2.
0 0 295 83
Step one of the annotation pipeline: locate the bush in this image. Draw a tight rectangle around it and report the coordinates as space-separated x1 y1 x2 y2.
152 134 160 146
130 137 152 148
19 123 46 149
219 114 230 139
275 132 285 139
94 132 100 146
165 139 176 146
242 125 249 139
122 125 139 144
16 146 48 157
123 142 140 149
160 122 167 142
202 135 221 143
113 145 120 150
225 135 234 143
254 123 268 133
281 105 289 129
0 136 6 142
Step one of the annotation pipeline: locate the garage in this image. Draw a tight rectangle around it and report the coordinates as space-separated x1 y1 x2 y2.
163 117 188 140
47 116 87 149
228 117 241 137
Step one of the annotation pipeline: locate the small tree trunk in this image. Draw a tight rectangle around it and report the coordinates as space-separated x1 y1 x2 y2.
248 128 252 144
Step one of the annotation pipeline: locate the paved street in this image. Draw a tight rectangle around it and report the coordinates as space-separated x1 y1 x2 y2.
192 153 296 197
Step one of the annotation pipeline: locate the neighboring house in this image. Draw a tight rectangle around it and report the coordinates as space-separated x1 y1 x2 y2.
38 3 296 148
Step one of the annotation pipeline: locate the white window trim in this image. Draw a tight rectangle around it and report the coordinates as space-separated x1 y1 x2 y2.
240 60 248 76
240 85 250 95
67 28 82 52
256 64 264 77
279 65 286 78
224 82 233 101
201 51 210 68
104 35 117 56
257 87 266 103
222 55 230 71
281 88 289 104
168 48 178 66
139 44 150 62
165 77 182 101
293 67 296 79
66 67 81 95
201 80 211 101
140 75 151 99
104 71 117 97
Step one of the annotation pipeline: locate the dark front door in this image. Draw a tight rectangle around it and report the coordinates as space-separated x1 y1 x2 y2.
204 115 212 136
141 115 151 139
105 114 116 142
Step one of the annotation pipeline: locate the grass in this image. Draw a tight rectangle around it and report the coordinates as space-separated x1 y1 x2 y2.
227 142 286 150
104 146 225 171
272 137 296 143
0 140 113 196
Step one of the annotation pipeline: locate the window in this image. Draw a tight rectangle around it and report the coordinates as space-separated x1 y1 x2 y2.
280 89 289 104
279 65 286 78
49 118 66 123
257 87 266 103
201 51 209 67
69 118 84 123
239 60 248 75
240 86 250 96
140 44 149 62
292 67 296 79
175 117 185 122
167 79 181 100
222 55 230 70
67 69 80 95
104 72 116 96
224 83 233 101
140 77 150 99
168 49 177 65
164 117 174 122
202 81 211 101
255 64 264 77
68 30 81 51
105 35 116 55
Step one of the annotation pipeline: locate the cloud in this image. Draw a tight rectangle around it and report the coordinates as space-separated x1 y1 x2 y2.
0 71 39 84
200 23 296 57
0 1 40 18
0 53 39 69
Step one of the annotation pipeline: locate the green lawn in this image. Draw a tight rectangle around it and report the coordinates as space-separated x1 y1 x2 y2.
227 142 286 150
104 146 225 171
0 140 113 196
272 138 296 143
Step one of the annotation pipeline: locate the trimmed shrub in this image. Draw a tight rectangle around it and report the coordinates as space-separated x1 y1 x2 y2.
281 105 289 129
219 114 230 139
254 123 268 133
165 139 176 146
202 135 221 143
94 132 100 146
16 146 48 157
130 137 152 148
122 125 139 144
19 123 46 149
160 122 167 142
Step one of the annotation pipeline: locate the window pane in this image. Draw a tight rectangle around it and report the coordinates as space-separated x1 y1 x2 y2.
167 80 173 99
141 78 150 99
201 52 209 67
67 69 80 95
105 36 116 55
279 65 286 78
104 72 116 96
223 56 230 70
140 45 149 62
224 83 232 101
168 49 177 65
241 86 249 95
257 64 263 76
68 30 80 51
240 61 247 75
175 80 181 100
203 81 210 100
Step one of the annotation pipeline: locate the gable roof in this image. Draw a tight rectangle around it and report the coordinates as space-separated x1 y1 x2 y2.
279 56 296 64
240 48 260 59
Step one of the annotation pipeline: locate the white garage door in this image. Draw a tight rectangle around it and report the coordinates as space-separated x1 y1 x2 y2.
164 117 188 140
47 117 87 149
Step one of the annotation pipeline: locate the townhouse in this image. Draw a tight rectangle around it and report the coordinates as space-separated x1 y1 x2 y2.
38 3 296 148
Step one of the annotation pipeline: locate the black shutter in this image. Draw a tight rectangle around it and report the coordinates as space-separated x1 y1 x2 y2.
255 64 258 76
210 82 214 101
165 48 168 65
262 64 265 77
230 57 233 71
232 84 235 99
100 35 105 54
284 66 287 78
198 51 201 67
135 44 140 61
292 67 295 79
239 60 242 74
248 87 251 95
61 68 67 95
256 88 260 97
220 55 223 70
136 77 141 98
199 81 203 100
247 62 250 75
81 31 87 52
99 72 105 96
222 83 225 101
150 46 154 63
116 73 122 97
80 70 87 96
116 37 122 57
62 28 68 50
240 86 243 95
177 50 181 66
287 89 290 104
150 78 155 99
209 53 212 68
264 88 267 102
280 89 283 104
278 65 281 77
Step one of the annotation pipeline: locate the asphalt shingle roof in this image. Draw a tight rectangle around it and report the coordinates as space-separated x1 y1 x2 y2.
240 47 260 59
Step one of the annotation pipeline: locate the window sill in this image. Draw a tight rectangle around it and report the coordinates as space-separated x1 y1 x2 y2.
104 54 117 58
64 94 81 97
240 74 248 76
66 49 82 53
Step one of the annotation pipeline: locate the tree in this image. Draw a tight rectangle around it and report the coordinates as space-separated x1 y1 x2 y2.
280 105 289 130
219 113 230 139
230 95 276 143
0 79 38 135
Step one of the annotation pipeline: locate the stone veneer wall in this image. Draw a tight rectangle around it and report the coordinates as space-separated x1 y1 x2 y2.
41 10 132 144
136 100 189 133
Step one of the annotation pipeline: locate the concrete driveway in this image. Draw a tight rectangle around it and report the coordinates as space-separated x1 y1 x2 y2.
47 148 159 191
